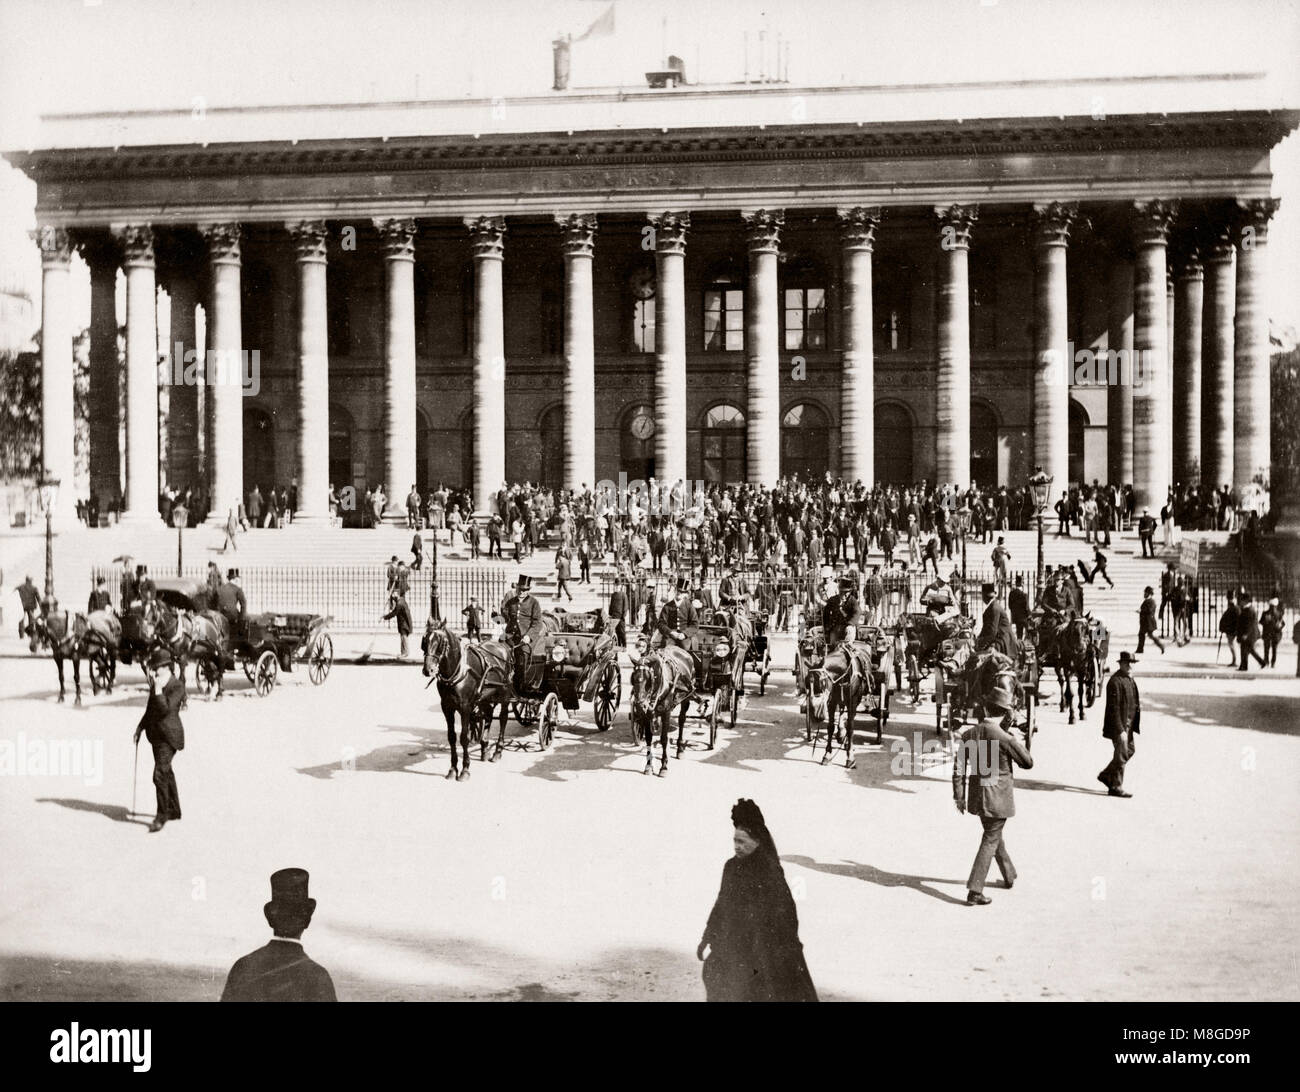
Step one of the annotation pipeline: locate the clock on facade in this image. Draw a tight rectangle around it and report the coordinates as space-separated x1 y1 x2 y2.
628 266 655 300
630 410 655 440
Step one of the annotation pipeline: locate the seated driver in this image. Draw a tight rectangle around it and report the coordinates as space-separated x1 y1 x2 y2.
921 568 959 624
501 574 543 691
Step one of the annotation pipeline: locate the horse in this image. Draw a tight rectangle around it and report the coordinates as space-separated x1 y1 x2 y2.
421 619 514 780
120 600 194 689
805 639 872 768
1032 611 1091 723
629 646 695 776
185 611 232 700
32 607 87 704
898 610 974 703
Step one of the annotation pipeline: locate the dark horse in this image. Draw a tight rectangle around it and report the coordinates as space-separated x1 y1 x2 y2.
806 641 872 768
33 607 87 704
1032 612 1091 724
629 646 695 776
421 619 513 780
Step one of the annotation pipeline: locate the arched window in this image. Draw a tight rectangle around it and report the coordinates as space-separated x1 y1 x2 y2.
701 403 746 484
329 404 354 508
874 402 914 485
540 405 564 488
415 407 430 495
620 403 655 482
627 261 656 353
780 403 829 480
243 406 276 498
703 263 744 352
460 408 474 493
782 257 827 351
1069 398 1089 486
875 264 913 352
970 400 1000 489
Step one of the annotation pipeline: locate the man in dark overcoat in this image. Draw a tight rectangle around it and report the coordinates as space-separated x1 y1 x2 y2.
1098 650 1140 797
134 667 186 833
221 868 336 1002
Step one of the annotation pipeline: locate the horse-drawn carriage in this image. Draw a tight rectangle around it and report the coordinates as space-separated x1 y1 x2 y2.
943 639 1039 746
802 624 897 766
896 610 976 732
1028 607 1107 725
148 578 334 699
507 608 622 746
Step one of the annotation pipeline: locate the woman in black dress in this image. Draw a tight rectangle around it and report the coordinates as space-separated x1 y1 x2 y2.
697 799 817 1002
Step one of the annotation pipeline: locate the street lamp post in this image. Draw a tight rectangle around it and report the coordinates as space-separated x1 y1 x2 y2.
172 505 188 576
1029 466 1054 596
38 473 60 601
429 533 441 622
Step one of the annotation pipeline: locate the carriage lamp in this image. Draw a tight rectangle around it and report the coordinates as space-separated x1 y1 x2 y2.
550 643 568 664
39 472 60 600
713 640 730 659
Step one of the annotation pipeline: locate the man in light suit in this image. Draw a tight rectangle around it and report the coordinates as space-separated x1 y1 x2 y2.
974 582 1018 659
133 667 187 833
953 682 1033 905
221 868 337 1002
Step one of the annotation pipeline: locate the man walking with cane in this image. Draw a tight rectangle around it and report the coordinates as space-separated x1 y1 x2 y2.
133 666 186 833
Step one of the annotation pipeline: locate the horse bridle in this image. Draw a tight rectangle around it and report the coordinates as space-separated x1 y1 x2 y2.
427 627 469 686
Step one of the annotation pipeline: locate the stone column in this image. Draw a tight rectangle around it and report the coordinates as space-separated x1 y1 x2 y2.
1031 202 1076 489
167 271 200 492
465 215 506 513
1199 229 1235 490
76 234 121 514
838 207 881 485
286 221 331 523
935 204 978 487
113 225 161 524
34 226 76 527
1106 248 1134 486
374 218 418 520
1166 270 1176 487
556 213 597 491
1232 198 1280 493
650 212 689 491
1131 200 1177 510
200 224 244 525
743 208 783 485
1172 247 1203 485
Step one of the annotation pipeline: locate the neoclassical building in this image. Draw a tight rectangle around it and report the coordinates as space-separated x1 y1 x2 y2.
7 72 1296 524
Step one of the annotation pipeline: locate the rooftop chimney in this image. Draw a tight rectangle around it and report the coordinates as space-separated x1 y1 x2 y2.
552 36 571 91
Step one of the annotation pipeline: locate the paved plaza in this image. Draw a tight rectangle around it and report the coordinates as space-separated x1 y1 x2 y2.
2 627 1296 1002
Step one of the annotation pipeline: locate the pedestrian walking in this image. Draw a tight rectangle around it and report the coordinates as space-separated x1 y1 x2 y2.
1098 650 1140 798
15 575 40 645
1261 599 1284 668
1137 586 1164 654
221 507 239 552
952 681 1032 905
1219 591 1240 667
410 531 424 571
991 537 1011 595
133 666 186 833
381 590 413 659
697 799 817 1002
221 868 337 1002
1236 592 1265 672
462 597 482 641
554 549 573 602
1008 575 1029 640
1084 545 1113 588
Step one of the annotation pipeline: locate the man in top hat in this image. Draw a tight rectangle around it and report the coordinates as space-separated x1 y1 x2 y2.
975 582 1018 659
653 575 692 648
1236 591 1265 672
215 568 247 634
952 680 1032 905
1008 574 1030 640
1098 651 1141 798
133 665 187 832
135 564 156 605
87 575 112 614
221 868 337 1002
821 574 860 649
861 564 884 626
1137 506 1157 558
501 574 544 691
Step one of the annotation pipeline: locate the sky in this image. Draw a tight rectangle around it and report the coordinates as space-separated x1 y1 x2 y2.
1 0 1299 327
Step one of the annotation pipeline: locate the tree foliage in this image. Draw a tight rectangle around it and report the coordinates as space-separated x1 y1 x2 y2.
1273 347 1300 500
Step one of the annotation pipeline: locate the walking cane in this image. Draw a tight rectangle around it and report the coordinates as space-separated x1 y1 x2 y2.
131 734 139 818
1216 631 1223 664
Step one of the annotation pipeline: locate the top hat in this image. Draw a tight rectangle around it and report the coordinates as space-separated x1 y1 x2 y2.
986 682 1016 711
136 564 146 575
1118 651 1139 665
265 867 315 913
675 575 692 593
515 574 532 592
838 575 856 591
980 582 995 595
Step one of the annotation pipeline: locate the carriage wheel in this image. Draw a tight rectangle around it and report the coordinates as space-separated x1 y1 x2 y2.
933 664 946 735
876 681 888 743
1025 688 1037 751
593 662 620 731
243 659 256 683
307 633 333 686
512 700 538 727
538 693 559 749
89 655 112 695
1085 652 1100 706
759 647 770 696
253 650 279 696
708 688 723 750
